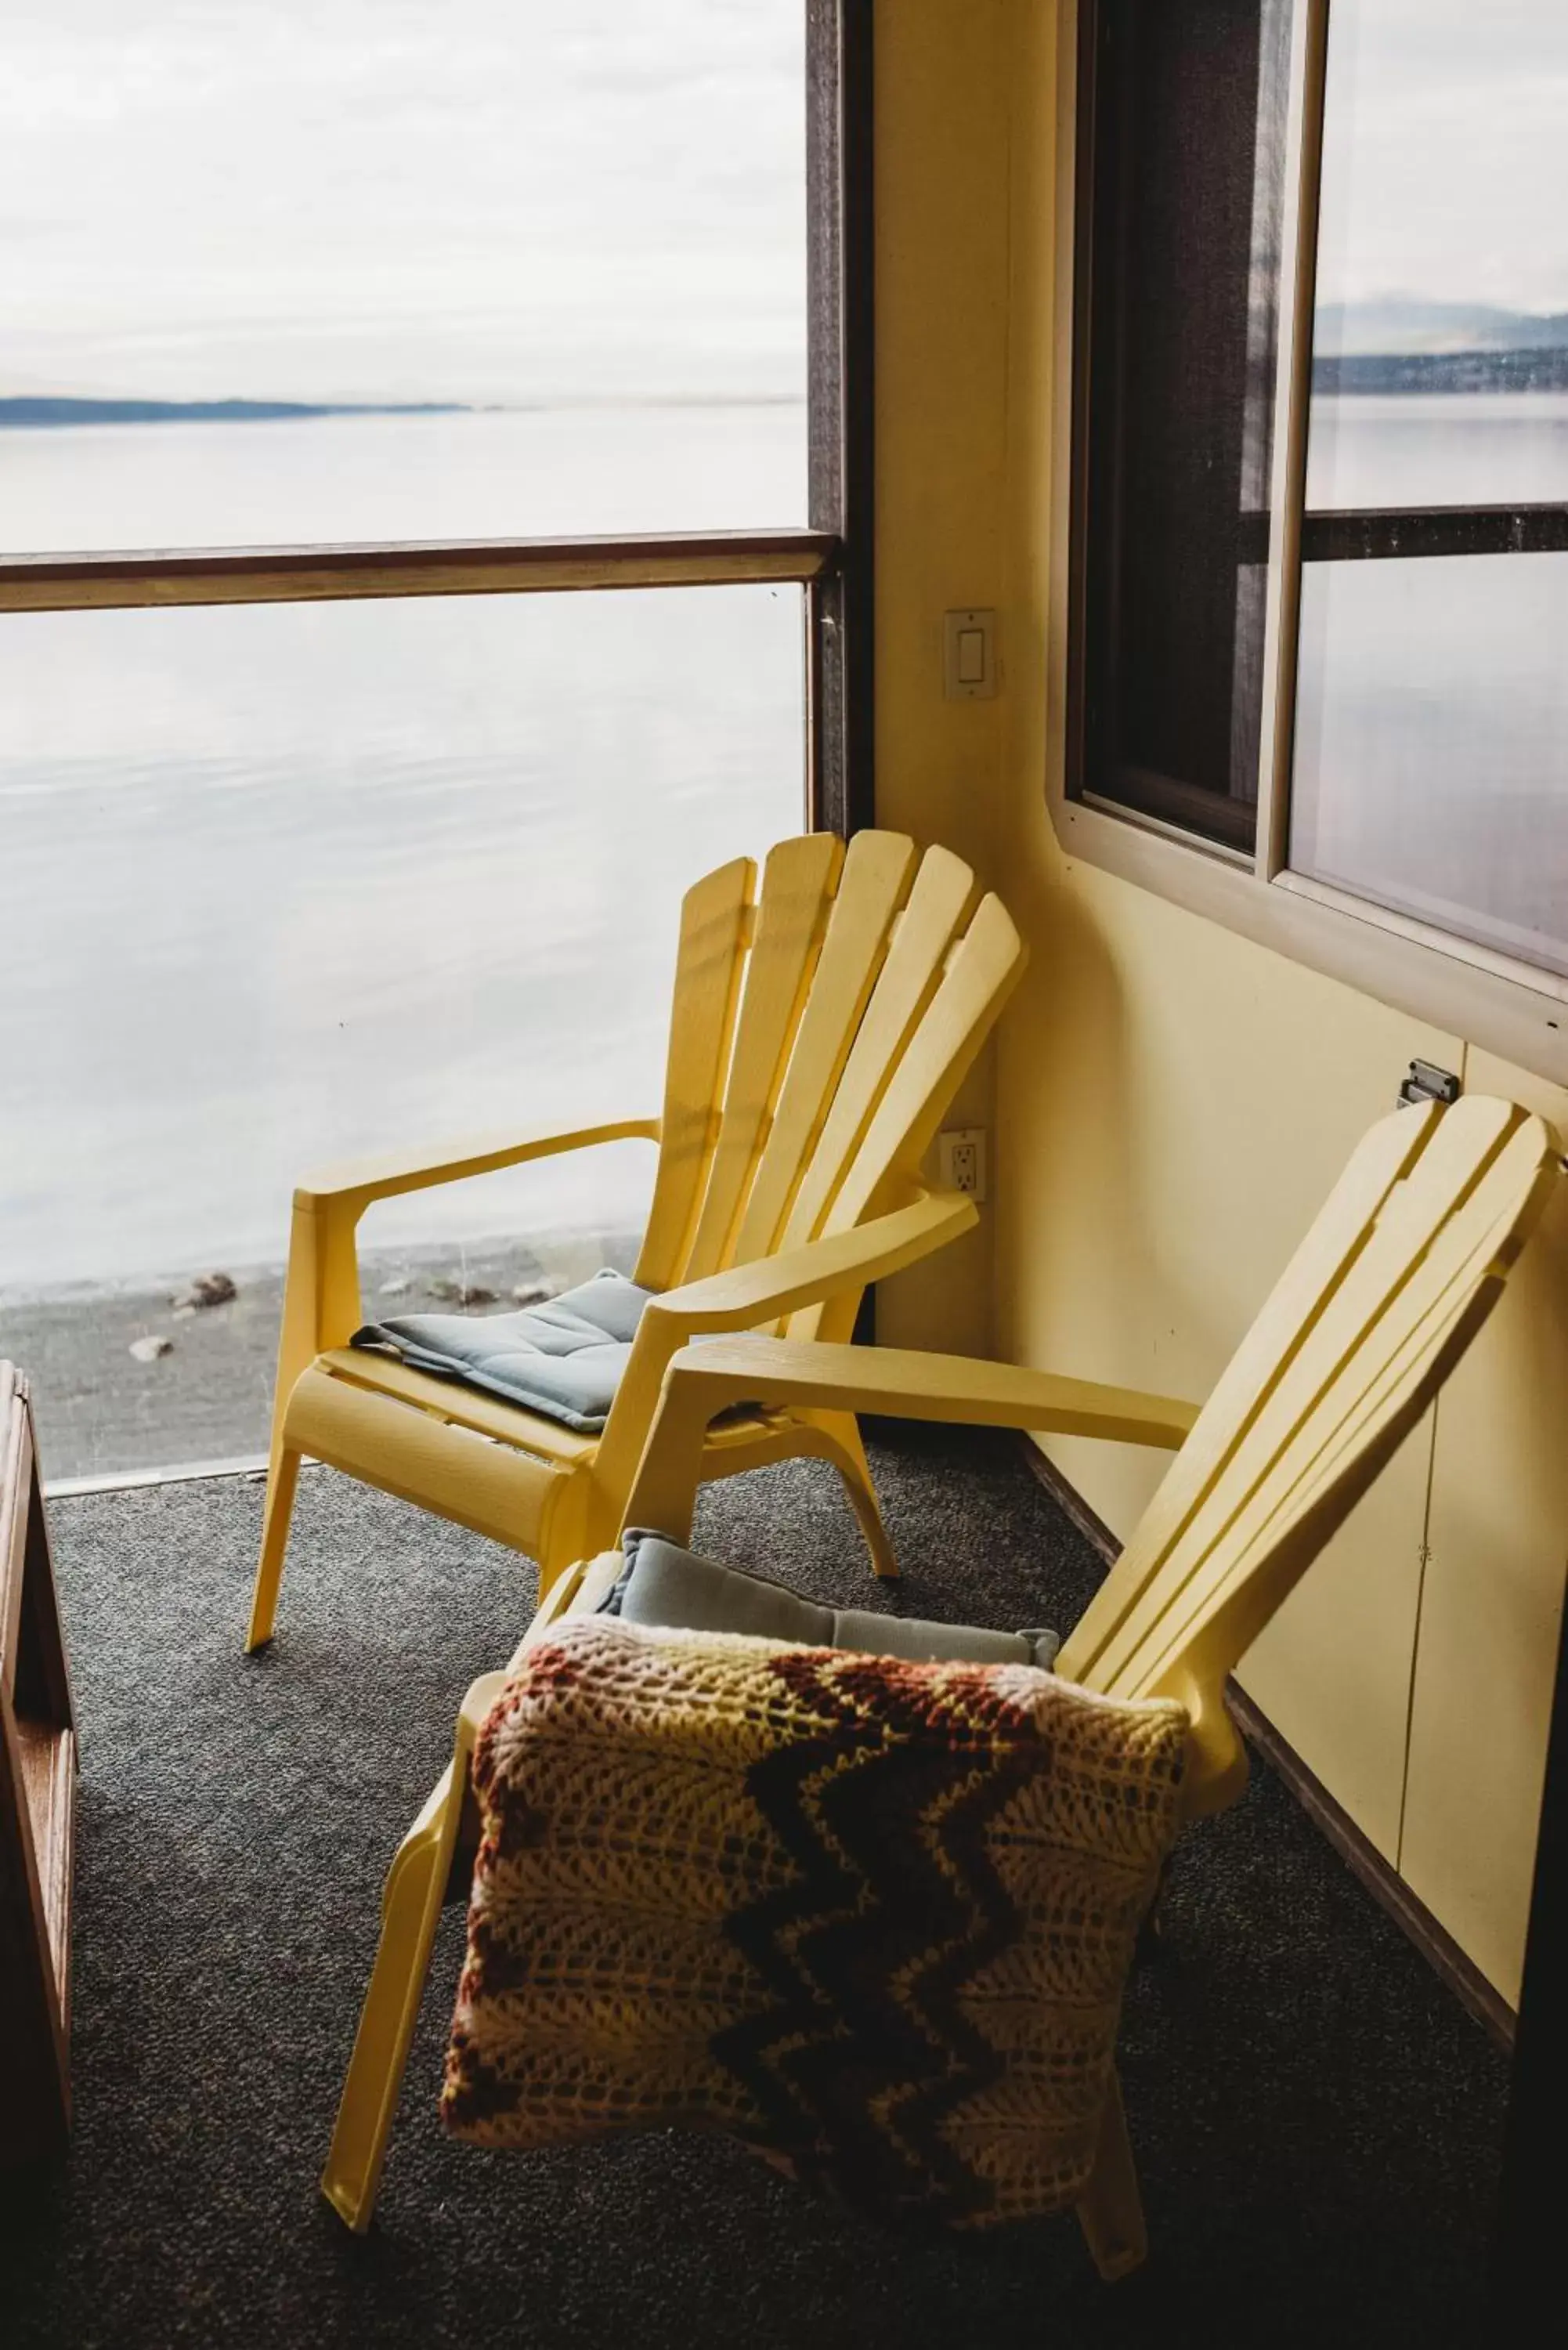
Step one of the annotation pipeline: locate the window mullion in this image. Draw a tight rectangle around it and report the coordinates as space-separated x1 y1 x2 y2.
1254 0 1331 884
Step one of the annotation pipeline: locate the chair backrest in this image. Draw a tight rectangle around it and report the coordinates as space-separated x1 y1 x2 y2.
632 832 1024 1334
1056 1094 1560 1812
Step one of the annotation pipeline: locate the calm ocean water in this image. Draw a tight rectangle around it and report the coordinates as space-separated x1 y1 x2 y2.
1 392 1564 1296
1295 392 1568 974
0 402 806 1292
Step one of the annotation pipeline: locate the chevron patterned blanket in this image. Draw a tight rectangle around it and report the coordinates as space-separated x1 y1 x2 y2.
442 1617 1187 2229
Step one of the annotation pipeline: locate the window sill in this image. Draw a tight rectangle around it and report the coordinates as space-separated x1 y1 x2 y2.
1046 789 1568 1090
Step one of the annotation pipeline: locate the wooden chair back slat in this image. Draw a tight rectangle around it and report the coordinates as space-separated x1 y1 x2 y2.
1111 1111 1556 1707
1057 1101 1558 1716
636 834 1025 1323
1057 1101 1438 1686
1081 1096 1520 1695
678 834 846 1283
726 831 919 1271
784 891 1026 1341
632 858 755 1292
775 845 977 1264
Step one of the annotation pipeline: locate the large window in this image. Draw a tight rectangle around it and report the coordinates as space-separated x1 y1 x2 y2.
2 1 809 546
1064 0 1568 1057
0 3 869 1482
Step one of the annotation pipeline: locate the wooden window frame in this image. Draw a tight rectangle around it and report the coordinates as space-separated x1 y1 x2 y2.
0 2 873 841
1049 0 1568 1089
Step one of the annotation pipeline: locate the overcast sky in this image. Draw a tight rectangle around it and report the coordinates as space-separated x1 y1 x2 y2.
4 2 1565 405
0 2 805 404
1316 0 1568 329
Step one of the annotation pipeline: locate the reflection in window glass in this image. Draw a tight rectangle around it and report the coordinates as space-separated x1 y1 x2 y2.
1292 1 1568 976
0 588 804 1477
1290 554 1568 975
1 2 807 549
1308 0 1568 510
1306 396 1568 515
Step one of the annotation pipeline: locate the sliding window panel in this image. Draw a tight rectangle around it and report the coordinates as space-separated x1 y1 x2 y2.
1290 552 1568 976
1309 0 1568 512
1292 0 1568 978
0 587 804 1478
1073 0 1297 852
2 2 807 548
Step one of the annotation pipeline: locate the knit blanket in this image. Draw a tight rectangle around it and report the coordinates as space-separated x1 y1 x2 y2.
443 1617 1187 2229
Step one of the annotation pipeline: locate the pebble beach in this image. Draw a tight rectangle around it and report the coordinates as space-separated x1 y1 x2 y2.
2 1227 639 1485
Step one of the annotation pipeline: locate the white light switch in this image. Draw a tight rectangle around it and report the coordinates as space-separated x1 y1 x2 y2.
943 607 997 700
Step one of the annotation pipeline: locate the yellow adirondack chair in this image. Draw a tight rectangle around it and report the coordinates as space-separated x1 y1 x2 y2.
318 1091 1559 2265
244 831 1025 1650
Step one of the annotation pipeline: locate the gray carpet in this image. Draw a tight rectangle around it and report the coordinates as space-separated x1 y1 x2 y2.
5 1430 1501 2347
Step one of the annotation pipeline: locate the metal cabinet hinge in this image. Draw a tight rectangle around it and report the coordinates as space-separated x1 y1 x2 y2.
1398 1059 1461 1109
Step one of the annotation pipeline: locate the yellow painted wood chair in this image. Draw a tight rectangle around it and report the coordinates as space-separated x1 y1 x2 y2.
244 830 1025 1650
320 1090 1559 2272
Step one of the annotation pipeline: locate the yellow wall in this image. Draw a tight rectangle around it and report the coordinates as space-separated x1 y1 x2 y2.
874 0 1567 2001
872 0 1010 1355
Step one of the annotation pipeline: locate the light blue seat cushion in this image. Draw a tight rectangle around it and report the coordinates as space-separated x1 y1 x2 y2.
605 1528 1060 1669
350 1268 653 1434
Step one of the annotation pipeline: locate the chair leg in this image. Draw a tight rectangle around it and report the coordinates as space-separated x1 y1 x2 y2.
1075 2070 1147 2281
815 1412 899 1581
320 1755 468 2233
245 1444 302 1653
537 1487 591 1607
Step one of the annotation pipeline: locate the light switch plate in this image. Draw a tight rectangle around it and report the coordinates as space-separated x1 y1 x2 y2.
943 608 997 700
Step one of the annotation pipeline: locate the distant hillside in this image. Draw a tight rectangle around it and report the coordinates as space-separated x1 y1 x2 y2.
1314 349 1568 395
1317 300 1568 358
0 396 467 429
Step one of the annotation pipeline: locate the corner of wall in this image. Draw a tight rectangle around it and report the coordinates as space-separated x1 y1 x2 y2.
872 0 1014 1356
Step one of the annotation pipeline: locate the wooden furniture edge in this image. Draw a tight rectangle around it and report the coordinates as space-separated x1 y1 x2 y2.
1015 1430 1516 2052
0 1365 78 2158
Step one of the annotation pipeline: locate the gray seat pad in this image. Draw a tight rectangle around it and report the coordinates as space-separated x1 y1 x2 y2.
607 1528 1060 1669
350 1268 652 1434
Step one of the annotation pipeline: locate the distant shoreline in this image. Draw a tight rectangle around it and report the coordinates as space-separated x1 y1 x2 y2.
1313 350 1568 396
4 370 1563 427
0 396 467 428
0 392 807 429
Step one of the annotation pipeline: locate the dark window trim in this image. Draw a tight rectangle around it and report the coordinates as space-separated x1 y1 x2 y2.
806 1 875 1346
1065 0 1288 857
0 533 837 611
1087 768 1258 855
806 0 874 838
1301 504 1568 563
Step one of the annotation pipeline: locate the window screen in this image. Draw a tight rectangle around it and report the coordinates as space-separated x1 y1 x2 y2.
1072 0 1297 853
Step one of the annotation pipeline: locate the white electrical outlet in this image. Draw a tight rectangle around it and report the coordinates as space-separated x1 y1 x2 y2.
938 1128 987 1203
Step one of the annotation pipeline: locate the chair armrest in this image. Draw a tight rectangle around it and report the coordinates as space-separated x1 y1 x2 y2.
273 1116 661 1366
649 1335 1200 1447
586 1190 978 1511
645 1189 977 1336
456 1556 621 1752
457 1668 513 1743
653 1344 1203 1448
294 1115 660 1211
620 1333 1198 1544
